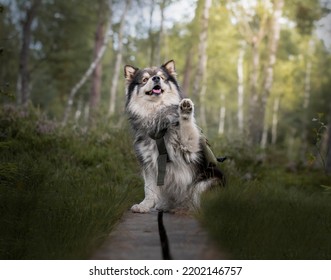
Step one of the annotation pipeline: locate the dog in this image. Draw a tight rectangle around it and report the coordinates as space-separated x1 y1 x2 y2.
124 60 225 213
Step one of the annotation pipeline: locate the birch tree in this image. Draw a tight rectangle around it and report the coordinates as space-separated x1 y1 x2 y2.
62 0 112 125
148 0 156 66
108 0 131 117
155 0 167 65
17 0 41 106
260 0 284 149
193 0 212 129
227 0 269 144
237 40 245 134
89 0 109 121
218 93 226 135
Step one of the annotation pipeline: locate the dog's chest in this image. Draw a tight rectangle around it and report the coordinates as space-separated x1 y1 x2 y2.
136 129 182 165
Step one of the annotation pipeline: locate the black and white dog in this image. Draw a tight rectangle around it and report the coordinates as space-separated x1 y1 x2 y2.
124 60 224 213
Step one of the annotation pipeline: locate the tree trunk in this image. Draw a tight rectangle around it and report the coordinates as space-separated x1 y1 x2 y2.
193 0 212 129
260 108 269 149
248 39 261 144
327 108 331 174
218 93 226 135
300 39 314 161
155 0 167 66
148 0 156 66
271 95 281 145
259 0 284 148
237 41 245 134
108 0 131 117
18 0 41 106
182 48 194 96
89 2 107 122
62 0 112 125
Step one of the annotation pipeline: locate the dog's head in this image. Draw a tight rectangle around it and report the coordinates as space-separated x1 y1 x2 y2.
124 60 182 118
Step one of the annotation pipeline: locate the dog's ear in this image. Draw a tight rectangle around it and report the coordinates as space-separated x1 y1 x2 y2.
124 65 138 82
162 60 176 77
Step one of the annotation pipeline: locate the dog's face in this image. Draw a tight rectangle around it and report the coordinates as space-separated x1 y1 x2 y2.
124 60 182 118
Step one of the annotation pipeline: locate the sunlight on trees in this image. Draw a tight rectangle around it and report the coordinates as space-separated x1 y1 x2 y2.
1 0 331 169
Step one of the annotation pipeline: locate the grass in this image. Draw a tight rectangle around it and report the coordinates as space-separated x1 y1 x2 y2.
200 138 331 259
0 107 142 259
1 107 330 260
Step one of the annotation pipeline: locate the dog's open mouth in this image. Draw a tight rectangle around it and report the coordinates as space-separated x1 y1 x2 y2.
146 85 163 96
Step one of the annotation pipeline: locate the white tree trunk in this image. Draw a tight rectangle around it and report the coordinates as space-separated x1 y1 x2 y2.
108 0 131 117
148 0 156 66
260 0 284 148
193 0 212 129
155 0 167 66
218 93 226 135
62 0 112 125
237 41 245 134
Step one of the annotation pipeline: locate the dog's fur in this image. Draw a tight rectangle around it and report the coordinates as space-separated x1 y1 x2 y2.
124 60 224 213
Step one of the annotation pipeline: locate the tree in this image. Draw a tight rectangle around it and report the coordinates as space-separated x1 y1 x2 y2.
62 0 112 125
89 0 109 122
193 0 212 129
260 0 284 149
227 0 269 144
327 108 331 174
108 0 131 117
237 40 245 134
17 0 42 106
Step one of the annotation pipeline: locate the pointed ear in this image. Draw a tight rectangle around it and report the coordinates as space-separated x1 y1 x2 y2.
162 60 176 77
124 65 138 82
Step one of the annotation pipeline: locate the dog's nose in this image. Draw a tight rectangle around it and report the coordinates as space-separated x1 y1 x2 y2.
152 76 160 83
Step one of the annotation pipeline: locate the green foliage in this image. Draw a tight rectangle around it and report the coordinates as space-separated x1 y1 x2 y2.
0 106 142 259
200 164 331 259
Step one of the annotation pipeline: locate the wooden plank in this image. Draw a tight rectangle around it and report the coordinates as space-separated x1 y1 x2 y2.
90 210 226 260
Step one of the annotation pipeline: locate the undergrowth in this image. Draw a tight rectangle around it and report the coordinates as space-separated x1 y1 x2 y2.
200 136 331 259
0 106 142 259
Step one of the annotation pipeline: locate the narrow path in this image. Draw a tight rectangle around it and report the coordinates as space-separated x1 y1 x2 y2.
90 210 226 260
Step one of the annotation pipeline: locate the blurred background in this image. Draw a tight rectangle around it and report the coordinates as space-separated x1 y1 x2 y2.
1 0 331 169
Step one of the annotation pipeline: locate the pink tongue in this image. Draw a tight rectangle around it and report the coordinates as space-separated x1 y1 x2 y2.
152 88 161 94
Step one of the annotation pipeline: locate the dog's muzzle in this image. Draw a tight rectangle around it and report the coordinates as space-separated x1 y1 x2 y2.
146 76 163 95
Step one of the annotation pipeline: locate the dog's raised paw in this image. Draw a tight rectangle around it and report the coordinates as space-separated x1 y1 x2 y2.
179 98 194 115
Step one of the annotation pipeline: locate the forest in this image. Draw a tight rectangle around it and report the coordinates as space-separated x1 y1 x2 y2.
1 0 331 259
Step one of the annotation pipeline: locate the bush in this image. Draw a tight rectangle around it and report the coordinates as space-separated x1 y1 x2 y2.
0 106 142 259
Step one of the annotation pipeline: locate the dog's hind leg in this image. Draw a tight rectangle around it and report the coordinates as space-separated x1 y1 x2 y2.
131 168 160 213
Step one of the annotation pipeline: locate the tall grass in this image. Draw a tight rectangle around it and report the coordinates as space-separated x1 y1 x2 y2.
0 107 142 259
200 136 331 259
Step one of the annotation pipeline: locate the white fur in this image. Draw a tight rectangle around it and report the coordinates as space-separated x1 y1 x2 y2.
125 62 220 213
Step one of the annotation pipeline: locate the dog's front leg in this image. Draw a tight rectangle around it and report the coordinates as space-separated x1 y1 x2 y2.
178 99 201 163
131 168 159 213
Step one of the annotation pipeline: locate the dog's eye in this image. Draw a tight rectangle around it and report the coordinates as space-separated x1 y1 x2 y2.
142 77 149 83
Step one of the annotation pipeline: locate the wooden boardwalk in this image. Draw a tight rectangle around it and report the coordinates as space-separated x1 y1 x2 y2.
91 210 226 260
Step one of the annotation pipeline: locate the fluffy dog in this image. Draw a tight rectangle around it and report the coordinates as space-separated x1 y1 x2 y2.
124 60 224 213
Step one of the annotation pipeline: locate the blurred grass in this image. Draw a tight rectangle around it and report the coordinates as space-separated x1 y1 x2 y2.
200 136 331 259
0 106 142 259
